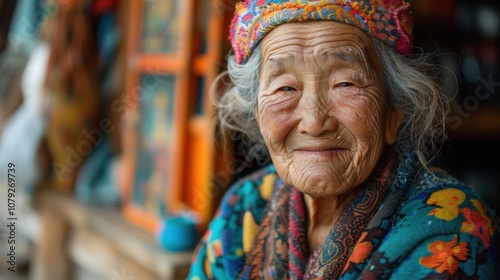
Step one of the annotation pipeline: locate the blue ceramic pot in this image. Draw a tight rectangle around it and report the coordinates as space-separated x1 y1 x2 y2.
156 215 198 252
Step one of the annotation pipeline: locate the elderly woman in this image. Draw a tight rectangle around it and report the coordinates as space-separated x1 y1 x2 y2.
188 0 500 279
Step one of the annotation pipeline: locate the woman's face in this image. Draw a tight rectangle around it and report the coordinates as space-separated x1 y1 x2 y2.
257 21 401 198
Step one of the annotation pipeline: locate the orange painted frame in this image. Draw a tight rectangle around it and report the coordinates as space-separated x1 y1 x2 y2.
120 0 227 234
121 0 194 234
180 0 227 229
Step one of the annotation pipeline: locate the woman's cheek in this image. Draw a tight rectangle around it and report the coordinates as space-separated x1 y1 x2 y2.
258 102 281 141
258 97 298 150
259 93 298 123
336 94 386 133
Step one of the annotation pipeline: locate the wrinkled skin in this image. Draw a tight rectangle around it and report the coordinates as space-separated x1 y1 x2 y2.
256 21 402 250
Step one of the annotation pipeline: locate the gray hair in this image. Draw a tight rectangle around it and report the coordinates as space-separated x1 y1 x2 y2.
212 39 449 165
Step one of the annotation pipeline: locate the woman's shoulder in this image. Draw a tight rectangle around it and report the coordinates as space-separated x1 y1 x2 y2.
375 168 500 278
413 167 474 193
396 167 498 233
384 167 499 257
217 164 278 215
206 164 278 238
188 165 278 279
404 168 497 220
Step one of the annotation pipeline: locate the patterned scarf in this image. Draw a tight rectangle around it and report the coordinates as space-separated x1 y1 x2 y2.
239 146 406 279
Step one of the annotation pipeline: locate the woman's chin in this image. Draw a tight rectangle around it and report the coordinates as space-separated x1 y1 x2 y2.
287 172 351 198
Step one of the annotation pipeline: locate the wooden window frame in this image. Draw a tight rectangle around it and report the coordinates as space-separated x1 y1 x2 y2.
120 0 226 234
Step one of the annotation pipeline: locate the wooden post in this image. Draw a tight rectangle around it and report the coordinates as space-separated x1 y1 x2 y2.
30 200 71 280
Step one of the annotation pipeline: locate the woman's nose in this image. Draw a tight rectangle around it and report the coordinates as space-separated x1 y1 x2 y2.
297 94 338 137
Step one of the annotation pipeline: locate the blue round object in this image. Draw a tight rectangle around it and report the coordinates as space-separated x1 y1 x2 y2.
156 216 198 252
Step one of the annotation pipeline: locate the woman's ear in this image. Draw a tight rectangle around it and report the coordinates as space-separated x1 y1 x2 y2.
385 108 403 145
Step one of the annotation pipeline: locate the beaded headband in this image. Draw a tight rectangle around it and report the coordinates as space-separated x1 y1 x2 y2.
230 0 414 64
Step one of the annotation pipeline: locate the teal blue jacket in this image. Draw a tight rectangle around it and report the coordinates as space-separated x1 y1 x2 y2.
188 165 500 279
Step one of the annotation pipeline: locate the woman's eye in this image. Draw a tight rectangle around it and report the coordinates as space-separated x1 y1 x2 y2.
338 82 354 88
278 86 295 92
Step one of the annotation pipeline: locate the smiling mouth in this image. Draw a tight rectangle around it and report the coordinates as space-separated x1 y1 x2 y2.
294 148 347 157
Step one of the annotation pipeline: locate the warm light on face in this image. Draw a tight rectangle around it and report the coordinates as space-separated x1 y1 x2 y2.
257 21 401 198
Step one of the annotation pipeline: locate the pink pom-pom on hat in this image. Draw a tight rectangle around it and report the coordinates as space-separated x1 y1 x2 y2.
230 0 414 64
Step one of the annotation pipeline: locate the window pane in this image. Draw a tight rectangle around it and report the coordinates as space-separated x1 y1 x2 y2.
134 75 176 217
142 0 180 53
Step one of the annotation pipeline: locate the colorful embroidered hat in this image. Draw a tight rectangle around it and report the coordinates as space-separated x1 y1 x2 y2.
230 0 414 64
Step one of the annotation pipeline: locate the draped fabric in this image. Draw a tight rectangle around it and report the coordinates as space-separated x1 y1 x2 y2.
240 146 400 279
188 146 500 280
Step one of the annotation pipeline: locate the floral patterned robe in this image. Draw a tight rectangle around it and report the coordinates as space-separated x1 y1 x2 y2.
188 161 500 279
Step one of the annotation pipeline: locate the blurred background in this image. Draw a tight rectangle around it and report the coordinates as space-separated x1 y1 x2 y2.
0 0 498 279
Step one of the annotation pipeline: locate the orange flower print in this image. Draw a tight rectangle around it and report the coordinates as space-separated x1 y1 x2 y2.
460 199 495 248
341 232 373 274
426 188 465 221
420 236 469 275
